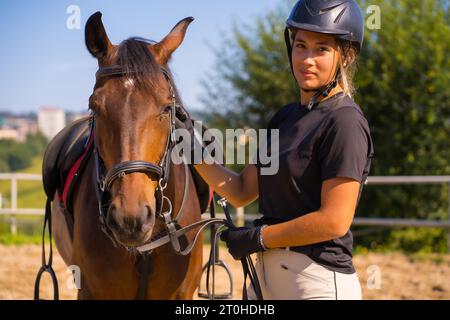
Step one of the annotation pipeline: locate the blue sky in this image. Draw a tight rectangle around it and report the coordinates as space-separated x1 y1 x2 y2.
0 0 284 114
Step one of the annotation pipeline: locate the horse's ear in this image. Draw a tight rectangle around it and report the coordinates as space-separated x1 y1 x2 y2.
151 17 194 64
85 11 113 59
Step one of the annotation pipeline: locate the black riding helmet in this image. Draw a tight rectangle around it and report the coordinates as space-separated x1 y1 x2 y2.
284 0 364 109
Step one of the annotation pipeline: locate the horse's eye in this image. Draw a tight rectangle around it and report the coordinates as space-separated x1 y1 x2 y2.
88 103 100 116
162 105 172 114
88 102 95 111
89 95 103 115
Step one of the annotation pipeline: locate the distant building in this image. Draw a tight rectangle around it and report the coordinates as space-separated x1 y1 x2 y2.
3 117 38 142
0 128 19 141
0 114 38 142
38 107 66 140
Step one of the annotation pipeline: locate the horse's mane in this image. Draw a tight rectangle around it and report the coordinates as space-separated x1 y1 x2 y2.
117 37 182 103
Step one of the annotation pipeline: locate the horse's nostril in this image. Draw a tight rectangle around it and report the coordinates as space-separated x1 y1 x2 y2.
105 203 154 242
106 204 120 231
145 205 153 219
142 205 155 230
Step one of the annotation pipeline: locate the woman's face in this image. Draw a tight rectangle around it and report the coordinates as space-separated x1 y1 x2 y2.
291 30 340 90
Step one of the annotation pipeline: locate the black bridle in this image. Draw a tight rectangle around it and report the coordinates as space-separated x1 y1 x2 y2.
92 65 179 249
92 66 262 300
91 65 225 256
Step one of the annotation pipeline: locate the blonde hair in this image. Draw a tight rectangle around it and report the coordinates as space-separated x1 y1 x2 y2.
336 39 358 97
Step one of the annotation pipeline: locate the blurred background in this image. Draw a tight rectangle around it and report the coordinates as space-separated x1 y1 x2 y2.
0 0 449 299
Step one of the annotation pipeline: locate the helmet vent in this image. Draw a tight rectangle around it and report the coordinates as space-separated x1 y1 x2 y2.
320 3 345 14
333 6 347 24
306 1 345 16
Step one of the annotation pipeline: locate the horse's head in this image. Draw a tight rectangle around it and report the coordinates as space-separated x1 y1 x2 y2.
85 12 193 247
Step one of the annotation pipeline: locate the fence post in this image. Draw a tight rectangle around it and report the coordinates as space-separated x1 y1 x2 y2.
236 207 244 227
11 176 17 212
11 176 17 235
448 182 450 253
10 216 17 235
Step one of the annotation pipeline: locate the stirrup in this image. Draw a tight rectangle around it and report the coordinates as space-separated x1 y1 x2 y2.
198 245 233 299
198 195 233 299
34 198 59 300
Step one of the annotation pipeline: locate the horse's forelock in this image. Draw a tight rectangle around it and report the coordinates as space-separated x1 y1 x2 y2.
117 37 165 92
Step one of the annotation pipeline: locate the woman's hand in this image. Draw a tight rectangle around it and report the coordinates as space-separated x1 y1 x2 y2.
220 226 265 260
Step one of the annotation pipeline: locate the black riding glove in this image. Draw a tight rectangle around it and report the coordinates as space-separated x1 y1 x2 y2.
220 226 266 260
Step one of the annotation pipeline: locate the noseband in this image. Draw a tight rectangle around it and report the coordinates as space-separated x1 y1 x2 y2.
92 66 178 247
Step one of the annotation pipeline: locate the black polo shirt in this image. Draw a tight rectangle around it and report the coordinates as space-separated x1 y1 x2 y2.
255 92 374 274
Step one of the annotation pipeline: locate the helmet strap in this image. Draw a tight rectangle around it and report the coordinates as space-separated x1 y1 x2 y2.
305 49 342 110
284 28 295 80
301 87 319 93
306 69 341 110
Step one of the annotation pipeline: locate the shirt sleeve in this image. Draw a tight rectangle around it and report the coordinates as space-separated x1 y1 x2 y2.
318 107 372 183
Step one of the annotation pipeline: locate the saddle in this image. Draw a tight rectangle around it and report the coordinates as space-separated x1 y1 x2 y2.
42 116 213 225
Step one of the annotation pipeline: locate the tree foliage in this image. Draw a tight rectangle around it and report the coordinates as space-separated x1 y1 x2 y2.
0 132 48 172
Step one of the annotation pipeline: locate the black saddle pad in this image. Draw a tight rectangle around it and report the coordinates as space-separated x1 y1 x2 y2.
42 116 91 200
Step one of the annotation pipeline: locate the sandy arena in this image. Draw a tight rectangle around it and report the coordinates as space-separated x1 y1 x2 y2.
0 244 449 300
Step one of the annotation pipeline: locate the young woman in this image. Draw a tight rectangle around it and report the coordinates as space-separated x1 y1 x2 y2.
184 0 374 300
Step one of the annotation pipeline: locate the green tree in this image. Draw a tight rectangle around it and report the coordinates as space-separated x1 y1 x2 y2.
355 0 450 252
0 132 48 172
200 1 297 130
25 131 48 156
201 0 450 252
6 143 33 171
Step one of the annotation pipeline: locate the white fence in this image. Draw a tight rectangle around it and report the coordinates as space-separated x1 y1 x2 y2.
0 173 44 216
0 174 449 249
0 173 44 235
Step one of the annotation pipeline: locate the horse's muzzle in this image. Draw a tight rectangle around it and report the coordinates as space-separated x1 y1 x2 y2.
106 203 155 247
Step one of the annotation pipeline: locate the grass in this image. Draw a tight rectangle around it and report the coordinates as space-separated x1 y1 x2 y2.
0 233 46 245
21 156 43 174
16 180 46 209
0 212 44 244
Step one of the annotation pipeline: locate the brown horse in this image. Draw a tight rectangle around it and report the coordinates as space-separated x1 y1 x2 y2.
51 12 203 299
